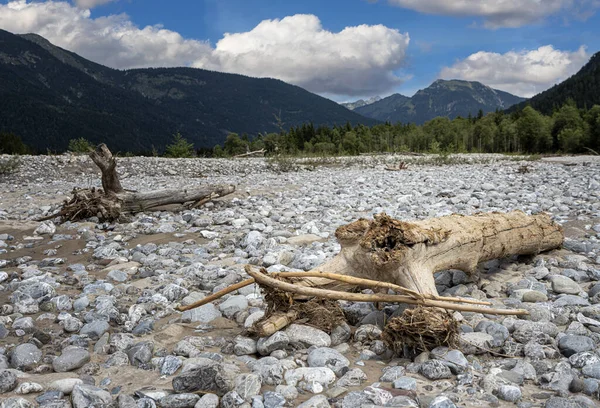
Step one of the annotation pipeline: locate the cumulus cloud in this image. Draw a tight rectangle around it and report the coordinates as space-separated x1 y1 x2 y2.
386 0 599 28
73 0 116 9
0 1 410 97
0 1 213 68
196 15 410 97
439 45 589 97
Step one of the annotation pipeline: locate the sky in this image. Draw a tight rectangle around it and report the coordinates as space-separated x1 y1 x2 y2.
0 0 599 102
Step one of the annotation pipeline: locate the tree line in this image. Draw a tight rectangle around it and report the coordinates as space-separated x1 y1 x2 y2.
2 99 599 157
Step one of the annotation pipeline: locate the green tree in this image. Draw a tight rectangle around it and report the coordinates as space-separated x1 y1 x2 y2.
223 133 248 156
68 138 94 154
516 106 552 152
0 132 29 154
165 133 194 158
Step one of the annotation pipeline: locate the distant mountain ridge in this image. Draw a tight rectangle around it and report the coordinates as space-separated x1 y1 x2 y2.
354 79 526 124
0 29 378 152
341 96 381 110
507 51 600 114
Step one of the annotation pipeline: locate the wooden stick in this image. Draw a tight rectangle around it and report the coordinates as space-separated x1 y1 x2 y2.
273 271 491 306
176 278 255 311
253 311 298 337
246 267 528 316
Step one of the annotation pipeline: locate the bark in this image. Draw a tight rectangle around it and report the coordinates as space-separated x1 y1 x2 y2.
118 184 235 212
302 211 563 297
89 144 124 195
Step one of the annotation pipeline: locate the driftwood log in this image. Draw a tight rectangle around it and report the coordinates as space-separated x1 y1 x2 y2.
40 144 235 222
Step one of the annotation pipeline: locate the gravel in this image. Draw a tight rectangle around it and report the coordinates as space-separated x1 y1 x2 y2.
0 153 599 407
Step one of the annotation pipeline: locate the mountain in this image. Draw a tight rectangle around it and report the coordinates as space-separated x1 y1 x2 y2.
341 96 381 110
508 51 600 114
355 80 526 124
0 29 377 153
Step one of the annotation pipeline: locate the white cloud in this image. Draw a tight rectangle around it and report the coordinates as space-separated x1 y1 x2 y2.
0 1 410 97
73 0 116 9
0 1 213 69
196 15 410 97
386 0 599 28
439 45 589 97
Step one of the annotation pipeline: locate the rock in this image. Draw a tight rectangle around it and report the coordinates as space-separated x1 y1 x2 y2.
522 290 548 302
285 324 331 347
234 373 261 402
544 397 589 407
496 385 521 402
233 336 257 356
127 341 154 367
263 391 286 408
430 348 469 373
558 335 595 357
582 363 600 379
159 355 183 376
550 276 582 295
275 385 298 401
307 347 350 376
47 378 83 394
35 221 56 235
420 360 452 380
159 394 200 408
297 395 330 408
71 384 112 408
429 396 456 408
218 295 248 319
79 320 110 340
172 363 225 395
257 332 289 356
15 382 44 394
181 304 222 323
330 323 351 346
0 369 18 393
0 398 34 408
337 368 367 388
392 377 417 391
194 393 219 408
459 332 493 354
52 346 91 372
10 343 42 370
475 321 509 347
380 366 406 382
284 367 336 390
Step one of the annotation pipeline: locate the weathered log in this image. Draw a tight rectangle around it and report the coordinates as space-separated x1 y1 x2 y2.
301 211 563 297
40 143 235 222
233 149 266 158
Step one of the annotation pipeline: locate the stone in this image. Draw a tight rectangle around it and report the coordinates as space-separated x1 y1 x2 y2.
419 360 452 380
233 336 257 356
159 394 200 408
181 304 222 323
127 341 154 367
0 369 18 393
337 368 367 388
558 335 595 357
307 347 350 376
459 332 493 354
297 395 330 408
550 276 582 295
582 363 600 379
234 373 261 402
79 320 110 340
71 384 113 408
544 397 589 407
15 382 44 394
52 346 91 372
10 343 42 370
380 366 406 382
496 385 521 402
257 332 289 356
0 398 34 408
284 367 336 390
285 324 331 347
47 378 83 394
194 394 219 408
429 396 456 408
159 355 183 376
522 290 548 302
392 377 417 391
172 363 225 395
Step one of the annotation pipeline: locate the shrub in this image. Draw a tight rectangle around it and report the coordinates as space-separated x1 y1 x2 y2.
68 138 94 154
0 132 29 154
0 155 20 175
165 133 195 158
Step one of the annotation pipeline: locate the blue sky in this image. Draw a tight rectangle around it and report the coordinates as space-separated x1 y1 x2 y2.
0 0 598 101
